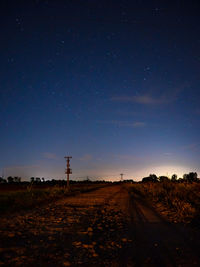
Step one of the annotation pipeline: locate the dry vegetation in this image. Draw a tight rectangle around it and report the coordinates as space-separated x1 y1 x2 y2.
0 183 108 214
131 181 200 224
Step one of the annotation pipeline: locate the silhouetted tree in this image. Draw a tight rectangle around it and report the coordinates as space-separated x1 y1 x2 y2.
142 174 158 182
189 172 198 181
0 177 7 183
7 176 14 183
171 174 177 181
30 177 35 183
35 177 41 183
142 177 149 182
183 172 198 182
159 176 169 182
149 174 158 182
14 176 21 182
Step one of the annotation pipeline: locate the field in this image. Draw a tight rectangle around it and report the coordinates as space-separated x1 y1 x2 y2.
1 182 200 266
0 183 108 214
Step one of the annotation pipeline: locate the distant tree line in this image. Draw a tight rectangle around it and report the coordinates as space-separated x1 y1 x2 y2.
142 172 198 183
0 176 114 185
0 173 198 184
0 176 21 183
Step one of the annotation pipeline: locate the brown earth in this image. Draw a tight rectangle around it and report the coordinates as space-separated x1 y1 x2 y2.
0 184 200 266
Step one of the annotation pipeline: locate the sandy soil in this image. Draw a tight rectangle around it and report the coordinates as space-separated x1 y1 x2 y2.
0 184 200 266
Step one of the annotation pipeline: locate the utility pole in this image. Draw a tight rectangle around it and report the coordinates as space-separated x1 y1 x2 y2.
64 156 72 188
120 173 124 182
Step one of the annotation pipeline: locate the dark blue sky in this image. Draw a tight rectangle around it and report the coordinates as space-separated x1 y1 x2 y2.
0 1 200 180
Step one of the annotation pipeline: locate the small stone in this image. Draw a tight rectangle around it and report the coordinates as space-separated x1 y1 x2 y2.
63 261 71 266
8 233 15 238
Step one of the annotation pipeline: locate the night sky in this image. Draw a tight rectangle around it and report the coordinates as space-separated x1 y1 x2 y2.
1 1 200 181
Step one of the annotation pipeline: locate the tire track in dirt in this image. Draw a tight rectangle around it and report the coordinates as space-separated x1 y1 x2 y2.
127 189 200 266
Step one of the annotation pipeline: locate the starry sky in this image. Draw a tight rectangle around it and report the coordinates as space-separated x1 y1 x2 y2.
0 1 200 181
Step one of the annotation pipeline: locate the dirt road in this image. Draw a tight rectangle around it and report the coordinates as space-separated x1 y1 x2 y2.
126 189 200 266
0 185 200 266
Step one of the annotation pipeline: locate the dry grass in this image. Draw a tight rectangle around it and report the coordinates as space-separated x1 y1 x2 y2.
0 184 107 214
131 181 200 224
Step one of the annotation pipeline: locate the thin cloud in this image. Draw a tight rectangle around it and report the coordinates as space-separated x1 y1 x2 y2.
111 95 168 105
43 152 57 160
113 154 143 161
79 154 93 161
111 83 190 105
5 164 39 170
99 120 146 128
163 152 172 156
181 143 200 151
131 121 146 127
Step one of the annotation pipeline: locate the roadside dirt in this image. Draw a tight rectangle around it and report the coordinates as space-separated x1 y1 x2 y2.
0 185 200 266
126 190 200 266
